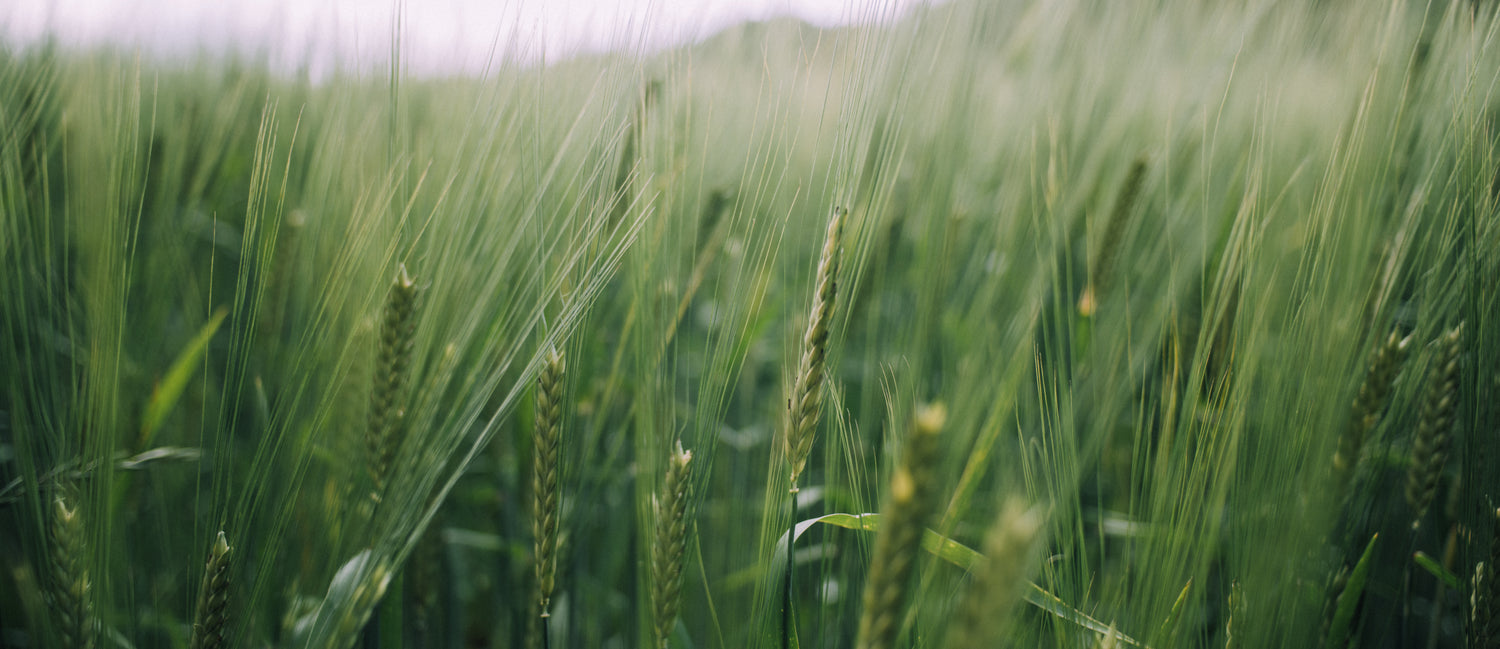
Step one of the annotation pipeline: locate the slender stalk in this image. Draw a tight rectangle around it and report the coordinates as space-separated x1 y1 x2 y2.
409 513 443 646
782 486 796 649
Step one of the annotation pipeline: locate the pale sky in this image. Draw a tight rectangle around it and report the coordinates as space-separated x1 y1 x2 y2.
1 0 930 76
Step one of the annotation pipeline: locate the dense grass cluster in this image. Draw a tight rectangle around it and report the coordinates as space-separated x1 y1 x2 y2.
2 0 1500 647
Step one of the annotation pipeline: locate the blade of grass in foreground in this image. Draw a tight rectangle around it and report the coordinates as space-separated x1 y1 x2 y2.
139 307 229 448
1326 534 1379 649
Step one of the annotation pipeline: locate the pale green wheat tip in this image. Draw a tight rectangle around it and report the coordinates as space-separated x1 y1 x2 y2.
189 531 232 649
786 206 847 492
651 441 694 649
49 495 93 649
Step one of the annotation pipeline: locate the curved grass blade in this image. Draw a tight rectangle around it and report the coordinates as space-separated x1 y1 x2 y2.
1326 534 1378 649
765 512 1144 647
1155 578 1192 646
0 447 203 505
1412 551 1460 591
140 306 228 447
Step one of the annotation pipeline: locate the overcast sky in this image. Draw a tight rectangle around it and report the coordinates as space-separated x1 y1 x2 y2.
2 0 930 77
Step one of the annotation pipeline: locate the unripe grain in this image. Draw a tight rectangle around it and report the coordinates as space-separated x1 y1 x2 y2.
651 442 694 649
785 207 847 491
189 532 232 649
855 403 945 649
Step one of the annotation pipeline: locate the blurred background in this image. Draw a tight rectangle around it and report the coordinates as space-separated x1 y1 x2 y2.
1 0 937 77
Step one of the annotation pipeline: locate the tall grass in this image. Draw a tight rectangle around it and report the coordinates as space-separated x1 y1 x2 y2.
2 0 1499 647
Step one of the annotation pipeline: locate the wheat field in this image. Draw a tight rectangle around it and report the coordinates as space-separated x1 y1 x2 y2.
2 1 1499 648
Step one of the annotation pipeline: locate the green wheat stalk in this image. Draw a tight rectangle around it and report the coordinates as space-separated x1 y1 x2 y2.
408 512 444 646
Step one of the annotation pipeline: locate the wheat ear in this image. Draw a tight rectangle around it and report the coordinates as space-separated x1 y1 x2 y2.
1224 581 1244 649
533 345 565 622
1332 328 1410 491
1489 508 1500 646
785 207 847 492
1079 157 1147 315
366 263 419 500
855 403 946 649
1474 508 1500 647
50 495 93 649
948 497 1043 649
1406 322 1463 526
651 442 694 649
189 531 233 649
334 558 392 649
